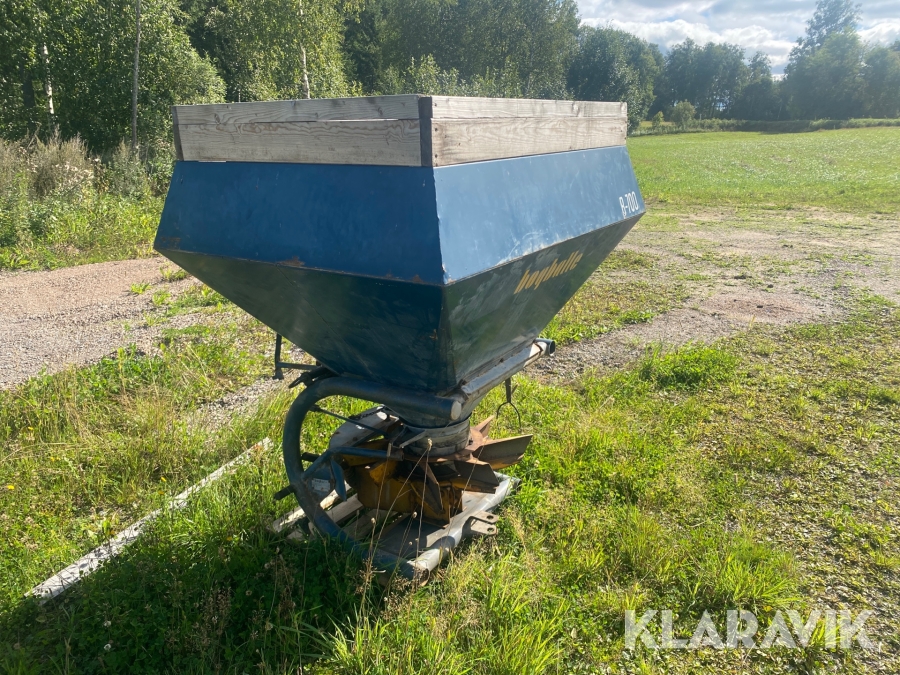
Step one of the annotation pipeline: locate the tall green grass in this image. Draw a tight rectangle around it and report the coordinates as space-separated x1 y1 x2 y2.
0 137 165 270
4 295 897 672
0 310 275 611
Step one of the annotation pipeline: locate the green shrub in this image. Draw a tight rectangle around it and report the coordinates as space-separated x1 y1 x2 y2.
0 135 170 269
638 344 738 390
672 101 696 129
27 134 94 199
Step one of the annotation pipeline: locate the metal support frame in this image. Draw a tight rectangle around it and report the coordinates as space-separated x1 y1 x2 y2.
277 337 553 578
272 333 316 380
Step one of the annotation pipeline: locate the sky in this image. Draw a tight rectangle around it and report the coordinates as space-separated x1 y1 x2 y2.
578 0 900 73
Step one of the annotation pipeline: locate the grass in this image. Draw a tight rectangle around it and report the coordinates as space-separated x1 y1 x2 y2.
0 192 162 269
0 301 273 611
2 127 900 672
543 249 686 344
1 294 897 672
0 137 165 270
629 127 900 212
632 117 900 137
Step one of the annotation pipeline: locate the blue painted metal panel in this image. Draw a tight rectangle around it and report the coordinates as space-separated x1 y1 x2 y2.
157 161 444 284
434 145 644 283
163 250 451 390
155 148 646 393
444 217 638 383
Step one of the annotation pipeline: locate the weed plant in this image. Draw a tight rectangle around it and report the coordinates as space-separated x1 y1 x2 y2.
0 137 165 270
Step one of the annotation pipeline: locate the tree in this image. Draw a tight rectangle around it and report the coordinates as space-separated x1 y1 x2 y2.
671 100 695 128
180 0 355 102
132 0 141 150
371 0 578 98
782 0 867 119
0 0 50 137
731 52 784 120
378 55 524 98
863 45 900 118
38 0 224 150
784 1 900 120
782 0 869 119
343 3 383 94
786 30 865 119
794 0 860 57
659 39 749 118
0 0 224 148
567 26 661 130
379 55 471 96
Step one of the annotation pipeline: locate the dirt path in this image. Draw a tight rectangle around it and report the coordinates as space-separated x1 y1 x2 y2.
533 208 900 381
0 257 199 388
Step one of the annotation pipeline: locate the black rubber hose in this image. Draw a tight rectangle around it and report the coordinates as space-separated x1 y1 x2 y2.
281 376 461 487
280 375 456 578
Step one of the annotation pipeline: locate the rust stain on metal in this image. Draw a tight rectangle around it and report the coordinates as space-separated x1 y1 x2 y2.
339 413 530 525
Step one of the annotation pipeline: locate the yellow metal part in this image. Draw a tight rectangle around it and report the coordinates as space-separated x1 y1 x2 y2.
351 459 463 523
340 416 532 524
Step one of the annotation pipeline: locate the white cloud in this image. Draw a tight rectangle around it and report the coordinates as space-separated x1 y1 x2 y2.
860 19 900 46
577 1 900 73
595 18 797 67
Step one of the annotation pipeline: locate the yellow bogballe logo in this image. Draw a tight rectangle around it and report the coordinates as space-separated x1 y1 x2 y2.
514 251 584 294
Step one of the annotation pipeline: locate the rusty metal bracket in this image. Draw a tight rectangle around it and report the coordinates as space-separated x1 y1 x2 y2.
465 510 499 536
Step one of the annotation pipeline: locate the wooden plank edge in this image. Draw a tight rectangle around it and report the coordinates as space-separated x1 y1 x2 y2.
430 116 627 167
173 94 425 125
426 97 627 119
171 106 184 161
419 96 434 166
171 96 628 127
27 438 274 603
175 119 424 165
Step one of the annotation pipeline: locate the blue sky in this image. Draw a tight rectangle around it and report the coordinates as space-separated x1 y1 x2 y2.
577 0 900 72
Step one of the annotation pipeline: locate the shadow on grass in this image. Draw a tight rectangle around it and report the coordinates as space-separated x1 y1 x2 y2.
0 495 371 673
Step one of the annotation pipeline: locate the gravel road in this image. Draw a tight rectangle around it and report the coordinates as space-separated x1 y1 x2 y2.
0 257 198 388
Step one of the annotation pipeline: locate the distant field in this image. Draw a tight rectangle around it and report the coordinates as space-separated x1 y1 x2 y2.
629 127 900 213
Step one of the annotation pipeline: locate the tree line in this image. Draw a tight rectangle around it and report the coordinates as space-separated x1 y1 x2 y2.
1 0 898 150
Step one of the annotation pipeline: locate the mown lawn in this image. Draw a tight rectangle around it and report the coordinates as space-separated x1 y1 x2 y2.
629 127 900 213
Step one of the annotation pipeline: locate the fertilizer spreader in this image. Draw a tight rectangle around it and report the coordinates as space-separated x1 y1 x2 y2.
155 95 645 579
